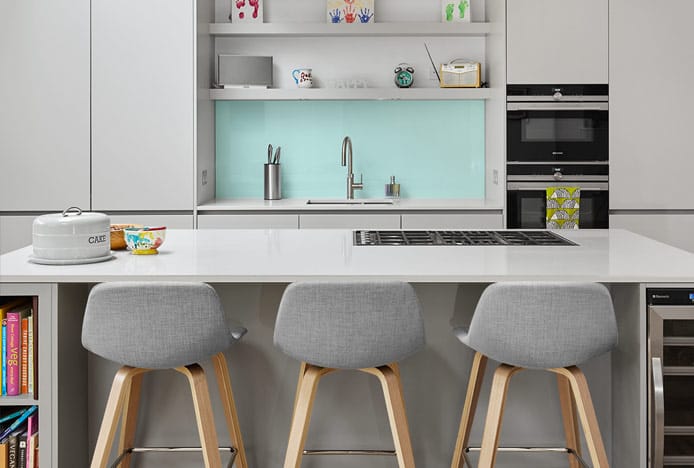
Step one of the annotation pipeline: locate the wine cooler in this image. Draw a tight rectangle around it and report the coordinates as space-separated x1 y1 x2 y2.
648 288 694 467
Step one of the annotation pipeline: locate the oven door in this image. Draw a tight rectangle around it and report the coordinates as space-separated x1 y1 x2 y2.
506 181 609 229
507 102 609 162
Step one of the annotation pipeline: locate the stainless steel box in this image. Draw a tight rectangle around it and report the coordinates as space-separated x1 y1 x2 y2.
217 55 273 88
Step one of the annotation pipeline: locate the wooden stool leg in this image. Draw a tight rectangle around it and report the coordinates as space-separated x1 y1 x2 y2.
552 366 610 468
451 352 488 468
117 371 145 468
212 353 248 468
478 364 522 468
176 364 223 468
91 366 144 468
557 374 581 468
284 363 330 468
361 365 416 468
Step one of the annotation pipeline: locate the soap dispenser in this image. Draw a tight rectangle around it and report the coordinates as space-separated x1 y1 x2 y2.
385 176 400 198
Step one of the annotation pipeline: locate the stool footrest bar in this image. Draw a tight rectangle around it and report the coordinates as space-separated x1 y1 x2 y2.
110 446 238 468
303 449 396 456
463 446 589 468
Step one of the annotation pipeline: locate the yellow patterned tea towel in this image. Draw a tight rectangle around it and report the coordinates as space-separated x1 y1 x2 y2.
546 187 580 229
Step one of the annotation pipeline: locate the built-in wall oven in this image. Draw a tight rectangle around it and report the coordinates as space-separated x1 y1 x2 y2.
506 85 609 229
648 289 694 468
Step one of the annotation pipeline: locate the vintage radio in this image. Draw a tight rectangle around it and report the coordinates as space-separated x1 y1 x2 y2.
439 59 481 88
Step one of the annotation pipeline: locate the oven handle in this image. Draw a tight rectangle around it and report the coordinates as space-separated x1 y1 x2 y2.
507 102 609 111
507 175 609 182
507 182 609 191
652 357 665 468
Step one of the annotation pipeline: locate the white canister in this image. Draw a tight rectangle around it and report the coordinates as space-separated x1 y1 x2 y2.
32 207 111 260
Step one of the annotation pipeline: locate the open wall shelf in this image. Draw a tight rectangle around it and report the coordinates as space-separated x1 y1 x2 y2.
208 22 494 37
209 87 493 101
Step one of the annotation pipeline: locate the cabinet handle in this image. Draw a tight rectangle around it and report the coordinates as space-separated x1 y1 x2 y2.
652 357 665 468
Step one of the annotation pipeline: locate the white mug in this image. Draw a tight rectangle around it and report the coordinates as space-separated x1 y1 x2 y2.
292 68 313 88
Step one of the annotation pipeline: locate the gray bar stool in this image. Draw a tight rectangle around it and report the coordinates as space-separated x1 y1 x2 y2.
274 281 425 468
450 282 617 468
82 282 248 468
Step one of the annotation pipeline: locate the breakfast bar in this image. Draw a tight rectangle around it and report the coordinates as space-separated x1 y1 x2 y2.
1 228 693 467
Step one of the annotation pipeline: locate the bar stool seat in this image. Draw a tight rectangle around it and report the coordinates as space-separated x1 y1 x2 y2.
83 282 248 468
450 282 618 468
274 281 425 468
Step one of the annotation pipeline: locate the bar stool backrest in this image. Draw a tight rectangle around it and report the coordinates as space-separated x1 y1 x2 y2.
274 281 425 369
465 282 617 369
82 282 245 369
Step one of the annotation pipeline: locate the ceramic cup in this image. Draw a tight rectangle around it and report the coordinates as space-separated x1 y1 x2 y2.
292 68 313 88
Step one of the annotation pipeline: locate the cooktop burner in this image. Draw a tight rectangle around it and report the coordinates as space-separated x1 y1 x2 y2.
354 230 576 246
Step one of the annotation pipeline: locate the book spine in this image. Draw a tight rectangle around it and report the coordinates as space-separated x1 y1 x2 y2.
17 434 26 468
6 313 21 396
20 317 28 395
27 315 33 395
8 432 18 468
27 433 37 468
1 319 6 396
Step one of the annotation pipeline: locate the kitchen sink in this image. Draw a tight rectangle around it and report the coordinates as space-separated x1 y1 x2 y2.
306 199 395 205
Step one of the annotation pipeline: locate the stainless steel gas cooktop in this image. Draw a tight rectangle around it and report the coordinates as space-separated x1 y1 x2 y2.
354 230 576 246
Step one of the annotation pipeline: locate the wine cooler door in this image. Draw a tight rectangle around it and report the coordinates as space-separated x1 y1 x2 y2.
650 306 694 468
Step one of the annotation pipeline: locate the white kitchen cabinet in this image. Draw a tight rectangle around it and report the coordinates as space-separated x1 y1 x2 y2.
0 0 90 211
610 0 694 209
91 0 195 211
299 214 401 229
611 214 694 253
506 0 608 84
401 213 503 229
0 216 35 254
198 214 299 229
108 214 194 229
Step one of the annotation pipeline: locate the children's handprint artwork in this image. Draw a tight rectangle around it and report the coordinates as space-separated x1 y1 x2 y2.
231 0 263 23
326 0 374 23
441 0 471 23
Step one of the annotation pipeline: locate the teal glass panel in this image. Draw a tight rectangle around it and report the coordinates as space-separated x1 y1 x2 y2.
215 100 485 199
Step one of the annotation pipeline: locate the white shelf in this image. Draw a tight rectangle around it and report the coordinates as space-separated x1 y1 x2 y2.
209 22 494 37
0 395 38 406
209 87 492 101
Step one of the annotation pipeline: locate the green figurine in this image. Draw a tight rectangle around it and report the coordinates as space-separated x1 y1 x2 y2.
445 3 455 22
458 0 469 19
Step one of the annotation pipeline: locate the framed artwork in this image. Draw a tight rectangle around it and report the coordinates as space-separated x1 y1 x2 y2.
326 0 375 24
231 0 263 23
441 0 471 23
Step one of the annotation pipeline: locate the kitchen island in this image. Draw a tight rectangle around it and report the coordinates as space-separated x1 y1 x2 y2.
1 228 691 468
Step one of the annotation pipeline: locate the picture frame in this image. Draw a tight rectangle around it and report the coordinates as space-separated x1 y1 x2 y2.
326 0 375 24
231 0 263 23
441 0 471 23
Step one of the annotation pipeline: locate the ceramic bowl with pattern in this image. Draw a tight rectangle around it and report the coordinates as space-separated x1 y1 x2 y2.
123 226 166 255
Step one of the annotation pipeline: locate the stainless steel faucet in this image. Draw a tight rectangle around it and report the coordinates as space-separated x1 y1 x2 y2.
341 136 363 199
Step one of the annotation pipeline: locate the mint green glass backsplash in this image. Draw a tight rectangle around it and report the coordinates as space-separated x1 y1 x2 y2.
215 100 485 199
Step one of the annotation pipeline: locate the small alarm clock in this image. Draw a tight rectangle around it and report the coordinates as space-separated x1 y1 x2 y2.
394 63 415 88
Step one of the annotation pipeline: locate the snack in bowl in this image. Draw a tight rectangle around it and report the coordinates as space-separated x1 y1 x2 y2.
123 226 166 255
110 224 143 250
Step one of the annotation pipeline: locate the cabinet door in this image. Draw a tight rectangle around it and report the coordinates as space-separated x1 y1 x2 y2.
610 0 694 209
0 216 35 254
198 214 299 229
610 214 694 253
401 213 503 229
0 0 90 211
299 214 401 229
91 0 194 211
507 0 608 84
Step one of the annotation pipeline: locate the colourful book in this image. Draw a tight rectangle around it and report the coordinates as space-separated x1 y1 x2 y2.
26 433 37 468
20 317 29 395
6 306 30 397
0 439 8 468
0 407 37 442
1 322 6 396
27 315 33 396
7 431 20 468
0 300 27 396
25 415 36 468
16 434 26 468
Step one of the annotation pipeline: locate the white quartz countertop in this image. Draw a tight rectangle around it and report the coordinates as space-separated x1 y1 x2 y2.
3 229 694 283
197 198 503 211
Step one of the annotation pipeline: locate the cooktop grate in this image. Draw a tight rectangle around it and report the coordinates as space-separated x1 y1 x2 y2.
354 230 576 246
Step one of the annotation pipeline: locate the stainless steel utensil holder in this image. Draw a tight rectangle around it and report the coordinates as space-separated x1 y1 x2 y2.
264 164 281 200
